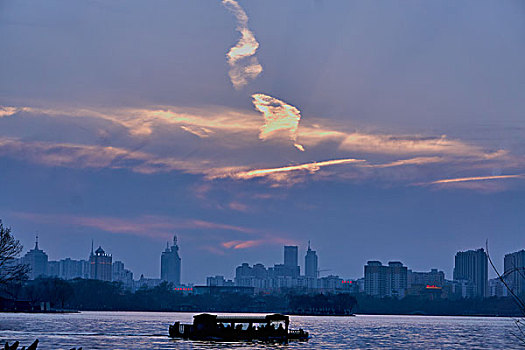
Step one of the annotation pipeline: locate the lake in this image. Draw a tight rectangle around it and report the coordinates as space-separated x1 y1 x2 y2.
0 312 523 349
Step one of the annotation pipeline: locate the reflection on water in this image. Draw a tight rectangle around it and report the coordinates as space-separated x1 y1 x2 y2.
0 311 521 349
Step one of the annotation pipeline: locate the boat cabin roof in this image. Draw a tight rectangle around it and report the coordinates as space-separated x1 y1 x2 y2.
193 313 289 324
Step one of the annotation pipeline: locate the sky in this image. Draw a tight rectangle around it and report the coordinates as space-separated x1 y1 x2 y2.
1 0 525 283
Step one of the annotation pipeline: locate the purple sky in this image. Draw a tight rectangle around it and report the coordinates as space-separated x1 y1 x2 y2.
1 0 524 283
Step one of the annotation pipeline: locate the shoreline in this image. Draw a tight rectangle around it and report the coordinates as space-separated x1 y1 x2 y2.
1 310 521 318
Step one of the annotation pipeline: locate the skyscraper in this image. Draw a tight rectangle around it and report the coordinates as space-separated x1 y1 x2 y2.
504 249 525 296
305 241 318 278
284 246 298 268
453 248 488 298
89 245 112 281
161 235 181 286
22 236 48 280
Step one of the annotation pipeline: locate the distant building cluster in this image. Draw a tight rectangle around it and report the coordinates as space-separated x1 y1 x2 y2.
203 245 522 299
204 242 358 295
19 234 184 292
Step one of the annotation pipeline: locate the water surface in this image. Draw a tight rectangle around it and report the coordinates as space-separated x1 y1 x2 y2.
0 312 522 349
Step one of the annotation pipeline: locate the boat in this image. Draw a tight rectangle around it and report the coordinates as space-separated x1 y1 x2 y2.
169 313 309 342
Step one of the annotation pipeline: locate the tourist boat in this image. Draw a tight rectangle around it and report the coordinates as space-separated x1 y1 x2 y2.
169 313 309 342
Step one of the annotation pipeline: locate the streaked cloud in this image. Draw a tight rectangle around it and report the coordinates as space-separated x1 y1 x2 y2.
364 157 444 168
252 93 304 151
222 240 260 249
429 174 523 185
222 0 263 89
0 137 227 176
338 133 501 158
228 158 365 181
12 212 255 240
221 236 294 250
0 103 520 191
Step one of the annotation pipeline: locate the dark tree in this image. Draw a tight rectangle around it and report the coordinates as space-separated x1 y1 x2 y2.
486 241 525 346
0 220 29 290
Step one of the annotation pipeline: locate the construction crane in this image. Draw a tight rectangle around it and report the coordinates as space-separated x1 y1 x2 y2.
317 269 331 278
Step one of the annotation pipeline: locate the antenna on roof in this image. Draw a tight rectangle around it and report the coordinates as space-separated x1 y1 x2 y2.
91 239 94 255
35 234 39 250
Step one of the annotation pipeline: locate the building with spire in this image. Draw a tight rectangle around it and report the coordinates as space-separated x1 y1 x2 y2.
305 241 318 278
161 235 181 286
89 244 112 281
22 236 48 280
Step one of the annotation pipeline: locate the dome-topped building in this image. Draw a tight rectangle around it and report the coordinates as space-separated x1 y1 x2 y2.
22 236 48 279
89 243 112 281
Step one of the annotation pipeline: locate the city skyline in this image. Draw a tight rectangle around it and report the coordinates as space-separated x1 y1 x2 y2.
17 232 523 288
1 0 525 284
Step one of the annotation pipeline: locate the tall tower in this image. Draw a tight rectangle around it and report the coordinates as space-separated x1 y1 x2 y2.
161 235 181 286
22 235 49 279
453 248 488 298
305 241 318 278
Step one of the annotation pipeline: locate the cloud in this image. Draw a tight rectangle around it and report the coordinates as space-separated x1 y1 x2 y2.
222 240 260 249
222 0 263 89
179 125 213 138
429 174 523 185
364 156 444 168
221 236 294 250
228 201 250 212
12 212 255 240
0 106 21 117
252 93 304 151
1 103 520 190
227 158 365 181
0 137 232 176
298 124 506 159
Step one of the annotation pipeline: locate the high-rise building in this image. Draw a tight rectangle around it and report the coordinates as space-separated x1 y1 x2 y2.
22 236 48 280
504 249 525 296
283 245 300 277
89 245 112 281
206 275 234 287
364 261 389 297
453 248 488 298
284 246 298 268
60 258 88 280
364 260 408 298
47 261 60 277
161 235 181 286
388 262 408 298
112 260 134 290
489 277 508 297
305 241 318 278
408 269 445 288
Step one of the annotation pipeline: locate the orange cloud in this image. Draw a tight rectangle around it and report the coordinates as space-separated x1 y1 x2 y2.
229 158 365 180
222 240 261 249
0 106 20 117
429 174 523 184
